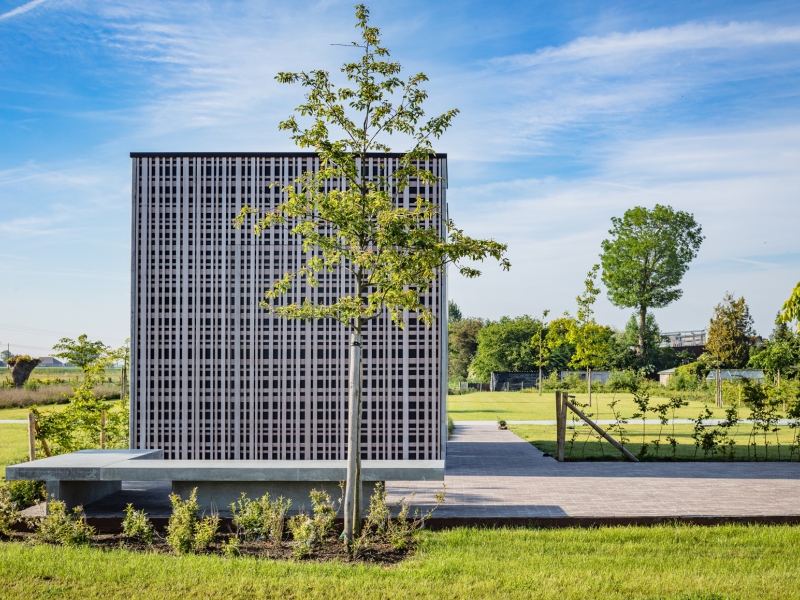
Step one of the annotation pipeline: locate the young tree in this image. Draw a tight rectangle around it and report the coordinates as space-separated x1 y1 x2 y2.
600 205 703 361
52 335 109 375
448 318 483 381
532 309 550 396
705 293 756 406
236 5 509 549
567 266 611 406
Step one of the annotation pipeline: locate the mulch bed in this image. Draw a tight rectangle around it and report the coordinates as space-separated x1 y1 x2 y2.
0 530 413 564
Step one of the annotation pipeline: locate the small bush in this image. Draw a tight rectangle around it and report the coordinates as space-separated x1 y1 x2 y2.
497 419 507 430
221 536 240 557
166 488 219 555
0 484 21 536
447 416 455 439
288 488 340 558
35 498 95 546
354 483 446 554
7 479 46 509
122 503 154 545
230 492 291 542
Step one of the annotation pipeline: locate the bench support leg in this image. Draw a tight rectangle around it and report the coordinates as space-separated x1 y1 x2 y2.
46 480 122 510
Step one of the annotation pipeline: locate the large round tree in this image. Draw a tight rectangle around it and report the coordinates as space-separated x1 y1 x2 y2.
600 204 703 361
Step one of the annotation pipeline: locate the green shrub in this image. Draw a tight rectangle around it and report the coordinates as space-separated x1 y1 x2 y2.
667 364 704 391
497 419 507 430
220 536 240 557
166 488 219 555
0 484 21 536
122 503 155 545
35 498 95 546
230 492 291 543
7 479 45 509
287 489 338 558
447 416 455 439
22 380 39 392
354 482 446 554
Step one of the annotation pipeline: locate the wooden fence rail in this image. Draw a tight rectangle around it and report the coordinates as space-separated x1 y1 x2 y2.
555 391 639 462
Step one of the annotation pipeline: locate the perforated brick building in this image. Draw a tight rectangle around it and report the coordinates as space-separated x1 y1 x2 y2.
130 152 448 462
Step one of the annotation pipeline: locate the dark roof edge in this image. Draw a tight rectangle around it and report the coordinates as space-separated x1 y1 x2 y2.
130 152 447 159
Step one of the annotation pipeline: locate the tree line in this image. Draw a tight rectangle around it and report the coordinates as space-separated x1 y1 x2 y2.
449 204 800 391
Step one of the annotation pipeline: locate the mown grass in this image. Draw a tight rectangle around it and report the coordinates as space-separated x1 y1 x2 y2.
448 391 754 422
0 424 28 478
512 423 800 461
2 525 800 599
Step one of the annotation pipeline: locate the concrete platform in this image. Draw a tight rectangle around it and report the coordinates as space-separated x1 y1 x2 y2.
6 449 444 511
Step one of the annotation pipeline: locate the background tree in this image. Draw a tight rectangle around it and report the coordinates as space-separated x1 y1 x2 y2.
749 340 796 385
6 355 41 388
600 204 703 362
448 300 463 323
469 316 539 381
778 281 800 331
620 312 678 374
448 317 483 381
52 335 109 376
237 5 509 549
545 316 577 374
705 293 756 406
567 266 610 406
0 349 12 362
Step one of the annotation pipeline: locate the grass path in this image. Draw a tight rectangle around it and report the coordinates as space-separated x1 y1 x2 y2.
2 525 800 599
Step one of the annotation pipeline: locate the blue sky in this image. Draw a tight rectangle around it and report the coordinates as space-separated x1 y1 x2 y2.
1 0 799 355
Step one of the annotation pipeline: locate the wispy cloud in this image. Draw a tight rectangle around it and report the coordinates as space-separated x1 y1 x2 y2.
0 0 49 21
495 21 800 69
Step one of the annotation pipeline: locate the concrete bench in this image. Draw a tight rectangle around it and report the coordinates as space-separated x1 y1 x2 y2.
6 450 445 512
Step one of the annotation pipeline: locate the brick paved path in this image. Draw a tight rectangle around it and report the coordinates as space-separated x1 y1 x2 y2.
385 422 800 520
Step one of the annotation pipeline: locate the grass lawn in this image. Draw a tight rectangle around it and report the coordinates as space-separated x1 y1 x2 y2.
0 424 28 478
2 525 800 599
448 391 753 422
512 423 800 461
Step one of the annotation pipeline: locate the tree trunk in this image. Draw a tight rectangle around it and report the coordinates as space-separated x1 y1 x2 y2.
638 305 647 360
587 367 592 407
538 365 543 396
715 368 722 408
343 331 363 548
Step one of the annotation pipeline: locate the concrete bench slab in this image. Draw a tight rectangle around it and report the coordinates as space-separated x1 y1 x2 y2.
6 450 444 511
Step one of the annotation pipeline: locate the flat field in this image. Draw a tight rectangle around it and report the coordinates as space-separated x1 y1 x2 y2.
2 525 800 599
447 390 744 421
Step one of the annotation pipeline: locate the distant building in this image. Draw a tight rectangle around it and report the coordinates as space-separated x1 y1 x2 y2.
657 368 676 386
38 357 64 367
661 330 706 358
705 369 765 383
560 370 612 384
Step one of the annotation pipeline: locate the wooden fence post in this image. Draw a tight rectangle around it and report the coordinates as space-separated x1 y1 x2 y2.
556 391 567 462
28 412 36 461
